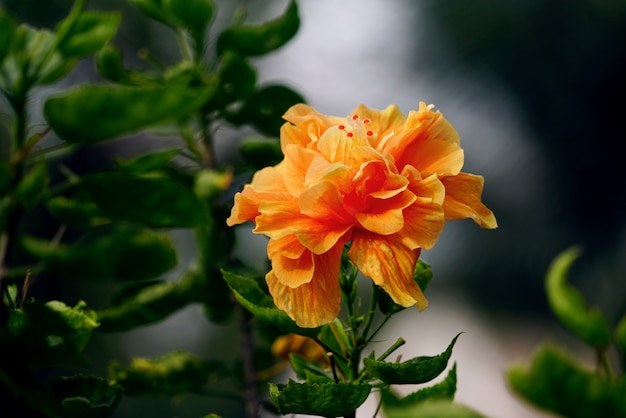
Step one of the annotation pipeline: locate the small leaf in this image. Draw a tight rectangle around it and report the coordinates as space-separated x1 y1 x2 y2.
108 351 227 396
44 83 216 143
128 0 173 26
50 374 123 418
14 159 49 207
545 246 611 349
382 399 487 418
79 172 205 227
22 224 178 282
46 196 110 228
364 334 461 384
269 380 371 417
228 84 305 136
381 363 457 407
507 344 626 418
217 0 299 57
239 137 282 169
165 0 215 53
56 12 120 59
208 52 257 109
222 269 319 338
45 300 99 351
289 353 333 384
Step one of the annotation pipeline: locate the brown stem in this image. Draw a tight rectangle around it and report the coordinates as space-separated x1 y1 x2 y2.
234 298 259 418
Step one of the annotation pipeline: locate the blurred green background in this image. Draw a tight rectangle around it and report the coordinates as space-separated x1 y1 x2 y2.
1 0 625 416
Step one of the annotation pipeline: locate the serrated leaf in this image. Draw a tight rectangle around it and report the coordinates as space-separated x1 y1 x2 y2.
269 380 371 417
46 196 110 228
228 84 305 136
56 12 120 58
364 334 461 385
507 344 626 418
79 172 205 227
22 224 178 282
545 247 611 349
381 363 457 408
45 301 99 351
44 83 216 143
108 351 227 396
217 0 299 57
382 399 487 418
221 269 319 338
50 374 123 418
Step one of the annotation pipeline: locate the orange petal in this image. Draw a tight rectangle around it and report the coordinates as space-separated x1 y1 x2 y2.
440 173 498 229
266 243 344 328
396 200 445 250
348 232 428 310
317 126 354 164
268 236 314 288
279 145 319 196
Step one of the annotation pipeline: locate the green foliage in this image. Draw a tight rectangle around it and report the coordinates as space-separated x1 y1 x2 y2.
508 248 626 418
365 334 460 385
44 84 217 143
14 159 49 207
108 351 228 396
545 246 611 349
381 363 457 406
269 380 372 417
216 0 300 57
222 269 319 338
382 399 487 418
50 374 123 418
508 344 626 418
22 224 178 282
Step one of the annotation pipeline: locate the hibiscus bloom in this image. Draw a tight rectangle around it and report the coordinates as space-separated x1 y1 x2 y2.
227 103 496 328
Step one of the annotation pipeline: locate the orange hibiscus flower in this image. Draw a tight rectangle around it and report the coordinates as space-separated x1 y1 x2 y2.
227 102 497 328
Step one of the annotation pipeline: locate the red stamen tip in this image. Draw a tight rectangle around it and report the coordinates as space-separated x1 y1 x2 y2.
364 119 371 124
366 130 373 136
338 125 345 130
347 132 354 137
352 115 359 120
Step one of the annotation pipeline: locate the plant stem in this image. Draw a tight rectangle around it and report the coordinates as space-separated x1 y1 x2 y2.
234 298 259 418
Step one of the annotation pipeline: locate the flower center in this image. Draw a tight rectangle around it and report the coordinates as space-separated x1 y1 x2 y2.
337 114 374 144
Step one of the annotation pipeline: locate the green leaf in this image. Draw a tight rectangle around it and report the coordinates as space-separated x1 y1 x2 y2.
22 224 178 282
208 52 257 109
128 0 174 26
364 333 461 384
108 351 227 396
115 148 181 173
46 196 110 228
45 300 99 351
44 83 216 143
0 11 16 65
217 0 299 57
269 380 371 417
545 246 611 349
289 353 333 384
414 259 433 291
165 0 215 53
79 172 204 227
228 84 305 136
14 159 49 207
5 300 98 367
616 313 626 369
382 399 487 418
507 344 626 418
381 363 457 408
221 269 319 338
50 374 123 418
56 12 120 59
239 137 282 169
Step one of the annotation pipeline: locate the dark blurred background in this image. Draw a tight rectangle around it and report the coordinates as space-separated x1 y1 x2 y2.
1 0 625 416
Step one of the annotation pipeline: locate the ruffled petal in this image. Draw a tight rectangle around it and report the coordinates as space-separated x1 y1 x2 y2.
266 243 344 328
348 232 428 310
440 173 498 229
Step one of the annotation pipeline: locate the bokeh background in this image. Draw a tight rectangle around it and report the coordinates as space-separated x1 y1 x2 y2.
2 0 625 416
